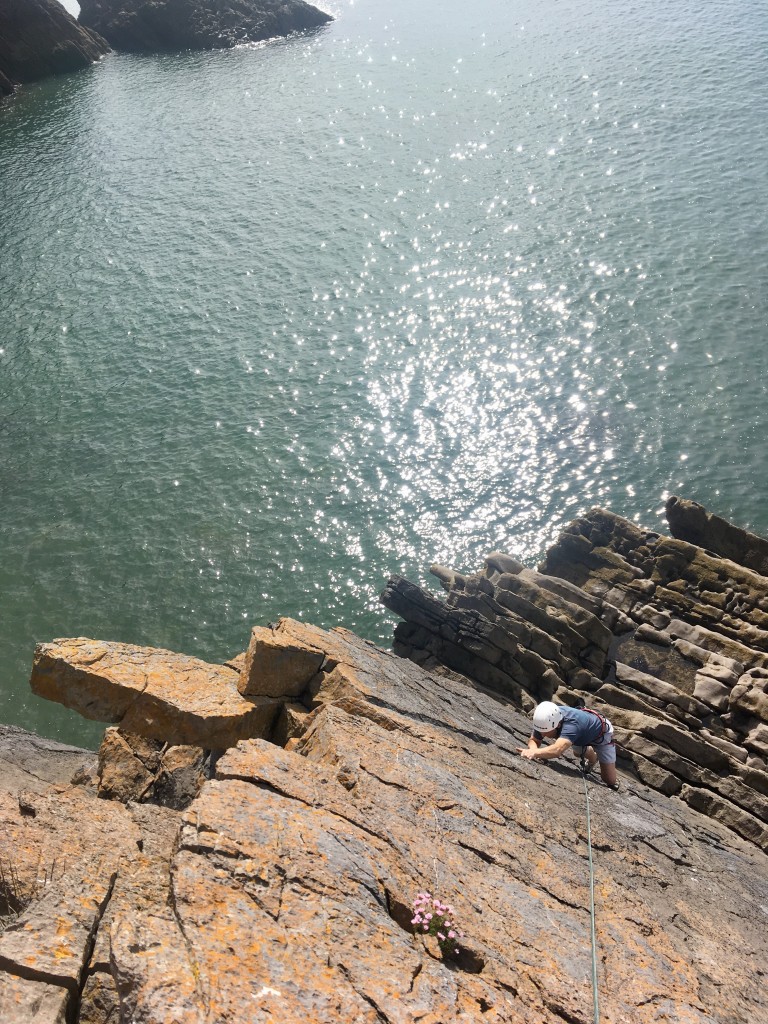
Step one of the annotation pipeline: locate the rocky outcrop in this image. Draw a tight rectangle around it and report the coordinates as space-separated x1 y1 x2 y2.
667 494 768 577
0 0 109 95
78 0 332 53
30 637 281 749
2 619 768 1022
382 500 768 853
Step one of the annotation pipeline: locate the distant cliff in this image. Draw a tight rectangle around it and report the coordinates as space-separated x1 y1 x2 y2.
0 0 109 96
78 0 333 53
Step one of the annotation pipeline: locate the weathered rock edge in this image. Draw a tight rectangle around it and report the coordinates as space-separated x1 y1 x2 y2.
382 497 768 853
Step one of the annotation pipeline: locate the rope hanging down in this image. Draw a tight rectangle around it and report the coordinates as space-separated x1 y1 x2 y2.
580 756 601 1024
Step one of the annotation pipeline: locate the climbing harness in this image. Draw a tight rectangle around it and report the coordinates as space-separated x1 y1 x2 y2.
580 754 601 1024
583 707 610 742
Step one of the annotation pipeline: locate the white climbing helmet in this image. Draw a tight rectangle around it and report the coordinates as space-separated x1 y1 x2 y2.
532 701 564 732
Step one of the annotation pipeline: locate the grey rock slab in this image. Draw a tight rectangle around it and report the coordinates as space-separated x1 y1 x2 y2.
667 618 754 672
666 496 768 578
643 720 731 772
0 725 93 797
619 749 683 796
679 785 768 850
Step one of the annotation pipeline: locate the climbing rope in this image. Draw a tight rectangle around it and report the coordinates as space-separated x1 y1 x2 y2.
580 756 601 1024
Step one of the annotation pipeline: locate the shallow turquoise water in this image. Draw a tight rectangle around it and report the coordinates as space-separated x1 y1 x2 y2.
1 0 767 745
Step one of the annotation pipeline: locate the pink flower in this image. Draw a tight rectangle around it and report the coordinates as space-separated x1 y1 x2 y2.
437 932 445 941
448 931 455 939
423 924 429 931
411 916 421 925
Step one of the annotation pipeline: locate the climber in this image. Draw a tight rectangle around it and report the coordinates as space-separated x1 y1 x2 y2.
518 701 618 789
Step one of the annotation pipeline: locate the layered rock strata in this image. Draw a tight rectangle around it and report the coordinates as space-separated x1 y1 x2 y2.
666 494 768 577
78 0 332 53
0 0 109 96
2 618 768 1022
382 499 768 852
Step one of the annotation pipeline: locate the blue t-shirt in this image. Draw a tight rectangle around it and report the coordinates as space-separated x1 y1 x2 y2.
533 707 605 746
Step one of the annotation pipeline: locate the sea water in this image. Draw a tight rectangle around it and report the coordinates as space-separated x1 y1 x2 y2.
1 0 767 744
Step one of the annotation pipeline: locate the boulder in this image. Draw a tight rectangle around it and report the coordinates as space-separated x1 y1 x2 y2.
152 744 208 808
97 728 155 802
0 0 108 91
31 638 280 749
97 728 210 809
239 624 325 698
78 0 332 53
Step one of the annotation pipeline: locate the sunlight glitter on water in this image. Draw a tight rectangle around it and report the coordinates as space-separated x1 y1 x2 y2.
1 0 767 744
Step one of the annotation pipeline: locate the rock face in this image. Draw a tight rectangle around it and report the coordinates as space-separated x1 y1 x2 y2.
3 500 768 1021
78 0 332 53
382 500 768 853
1 596 768 1021
0 0 109 95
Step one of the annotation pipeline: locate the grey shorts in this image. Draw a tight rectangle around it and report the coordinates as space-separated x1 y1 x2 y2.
573 724 616 765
